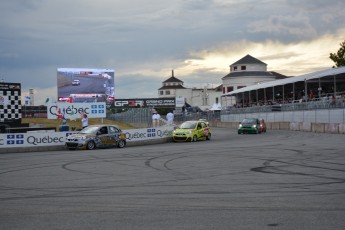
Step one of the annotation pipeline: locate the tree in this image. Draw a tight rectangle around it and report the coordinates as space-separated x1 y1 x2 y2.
329 40 345 68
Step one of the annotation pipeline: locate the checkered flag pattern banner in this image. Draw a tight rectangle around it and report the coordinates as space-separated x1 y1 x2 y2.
0 90 22 122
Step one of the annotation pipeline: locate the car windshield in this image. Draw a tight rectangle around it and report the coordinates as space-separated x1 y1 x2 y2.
180 121 197 129
79 126 99 134
242 118 256 124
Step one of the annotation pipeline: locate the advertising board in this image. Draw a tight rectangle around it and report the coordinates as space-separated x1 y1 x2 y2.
57 68 115 105
47 102 106 120
175 97 185 108
114 98 175 108
0 82 21 125
0 127 173 148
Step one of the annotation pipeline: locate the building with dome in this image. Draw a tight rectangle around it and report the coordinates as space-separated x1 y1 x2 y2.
221 54 288 106
222 54 288 94
158 70 223 111
157 55 288 110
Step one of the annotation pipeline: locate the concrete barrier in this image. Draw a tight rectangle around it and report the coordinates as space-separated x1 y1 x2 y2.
271 122 280 130
312 123 325 133
279 122 290 130
0 137 173 154
214 121 344 134
300 122 312 132
0 126 174 154
339 124 345 134
325 123 339 134
290 122 300 131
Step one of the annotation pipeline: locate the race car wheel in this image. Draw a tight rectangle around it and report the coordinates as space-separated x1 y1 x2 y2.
87 141 95 150
117 140 126 148
193 135 197 142
206 133 211 140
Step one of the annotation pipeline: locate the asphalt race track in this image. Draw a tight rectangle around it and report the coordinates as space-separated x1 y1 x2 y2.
1 128 344 230
59 75 111 97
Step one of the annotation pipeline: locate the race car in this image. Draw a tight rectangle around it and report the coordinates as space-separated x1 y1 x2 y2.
173 120 211 142
65 125 126 150
238 118 264 134
72 79 80 85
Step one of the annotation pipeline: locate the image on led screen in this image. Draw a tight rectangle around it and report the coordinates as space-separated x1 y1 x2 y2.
57 68 115 104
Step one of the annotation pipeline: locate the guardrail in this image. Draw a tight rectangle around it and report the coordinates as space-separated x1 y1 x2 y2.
0 126 174 154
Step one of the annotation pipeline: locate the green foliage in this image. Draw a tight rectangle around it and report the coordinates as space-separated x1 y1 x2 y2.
329 40 345 68
155 108 172 115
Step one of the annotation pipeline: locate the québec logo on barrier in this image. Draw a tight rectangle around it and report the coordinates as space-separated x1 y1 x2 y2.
6 134 24 145
147 129 156 137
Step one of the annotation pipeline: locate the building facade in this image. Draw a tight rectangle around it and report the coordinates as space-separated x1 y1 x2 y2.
158 70 223 110
221 54 288 106
158 55 287 110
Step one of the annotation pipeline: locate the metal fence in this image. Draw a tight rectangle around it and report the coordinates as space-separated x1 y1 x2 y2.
107 108 153 127
107 108 222 127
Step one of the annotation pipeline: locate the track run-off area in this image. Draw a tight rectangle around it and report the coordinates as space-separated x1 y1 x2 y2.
1 128 344 230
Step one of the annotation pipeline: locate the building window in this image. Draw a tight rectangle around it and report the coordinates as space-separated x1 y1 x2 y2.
237 86 246 89
223 87 225 94
227 86 233 92
233 66 237 71
166 90 170 95
241 66 246 70
160 91 164 95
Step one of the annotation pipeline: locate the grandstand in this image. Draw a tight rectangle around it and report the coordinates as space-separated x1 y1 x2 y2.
221 66 345 110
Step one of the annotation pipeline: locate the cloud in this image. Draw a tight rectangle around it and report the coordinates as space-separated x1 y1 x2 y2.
0 0 344 105
248 14 316 38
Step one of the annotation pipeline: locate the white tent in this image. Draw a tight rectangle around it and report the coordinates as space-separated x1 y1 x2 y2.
222 66 345 96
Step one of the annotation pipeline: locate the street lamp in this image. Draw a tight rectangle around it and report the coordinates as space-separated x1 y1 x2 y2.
304 78 307 101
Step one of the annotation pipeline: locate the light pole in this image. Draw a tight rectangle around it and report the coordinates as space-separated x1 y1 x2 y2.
304 78 307 101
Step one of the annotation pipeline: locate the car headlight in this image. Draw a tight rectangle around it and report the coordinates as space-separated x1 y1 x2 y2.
187 130 192 134
239 124 242 128
252 124 257 128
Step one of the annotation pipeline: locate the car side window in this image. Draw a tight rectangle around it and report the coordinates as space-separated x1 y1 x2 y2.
109 126 120 134
99 127 108 135
197 123 202 130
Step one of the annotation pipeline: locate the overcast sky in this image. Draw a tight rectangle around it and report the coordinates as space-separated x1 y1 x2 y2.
0 0 344 105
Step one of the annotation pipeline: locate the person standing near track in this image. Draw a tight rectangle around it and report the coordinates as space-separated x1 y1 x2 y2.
81 112 88 129
152 110 160 127
166 111 174 126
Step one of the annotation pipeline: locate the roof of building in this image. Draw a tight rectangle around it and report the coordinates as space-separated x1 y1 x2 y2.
269 71 290 79
162 70 184 83
231 54 267 66
163 76 184 83
222 71 275 80
214 84 223 91
158 85 186 90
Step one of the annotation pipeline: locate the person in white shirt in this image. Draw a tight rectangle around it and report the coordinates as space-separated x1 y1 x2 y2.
166 111 174 125
81 113 88 129
152 112 160 127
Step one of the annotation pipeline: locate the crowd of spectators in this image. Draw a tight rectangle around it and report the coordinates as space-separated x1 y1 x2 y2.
230 89 345 109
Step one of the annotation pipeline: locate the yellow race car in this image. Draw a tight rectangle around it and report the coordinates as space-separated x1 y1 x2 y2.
173 120 211 142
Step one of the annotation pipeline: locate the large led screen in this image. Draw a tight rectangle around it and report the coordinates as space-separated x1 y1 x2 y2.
57 68 115 105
